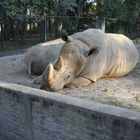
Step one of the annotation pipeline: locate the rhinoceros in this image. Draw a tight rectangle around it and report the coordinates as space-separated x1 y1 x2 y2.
24 39 64 76
40 29 139 92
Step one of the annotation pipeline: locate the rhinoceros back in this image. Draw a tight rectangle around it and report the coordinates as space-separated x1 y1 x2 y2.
104 33 139 77
72 29 105 48
72 29 139 81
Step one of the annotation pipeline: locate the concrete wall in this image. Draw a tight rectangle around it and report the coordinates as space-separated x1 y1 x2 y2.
0 82 140 140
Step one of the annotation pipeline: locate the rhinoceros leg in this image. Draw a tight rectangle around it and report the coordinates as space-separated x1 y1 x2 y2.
66 77 92 88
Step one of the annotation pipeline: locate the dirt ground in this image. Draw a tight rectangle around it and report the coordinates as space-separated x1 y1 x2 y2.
0 43 140 112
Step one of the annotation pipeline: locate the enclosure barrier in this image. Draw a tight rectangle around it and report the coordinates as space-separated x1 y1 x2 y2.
0 82 140 140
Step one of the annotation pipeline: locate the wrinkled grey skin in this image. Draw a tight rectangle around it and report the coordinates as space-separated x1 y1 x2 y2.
40 30 99 91
40 29 139 92
24 39 64 76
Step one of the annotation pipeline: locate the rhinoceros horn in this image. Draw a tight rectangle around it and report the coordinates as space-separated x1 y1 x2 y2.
54 56 64 70
47 63 54 80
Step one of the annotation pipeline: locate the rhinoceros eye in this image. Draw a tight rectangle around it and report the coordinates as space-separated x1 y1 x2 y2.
67 75 70 78
64 75 70 81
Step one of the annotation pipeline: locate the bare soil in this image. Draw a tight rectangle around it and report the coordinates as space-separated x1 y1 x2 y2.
0 44 140 112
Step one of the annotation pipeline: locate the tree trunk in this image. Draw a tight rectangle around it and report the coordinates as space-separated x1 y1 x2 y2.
48 3 51 39
76 0 81 32
0 23 4 51
21 20 27 44
20 7 27 44
39 21 45 42
129 20 136 39
0 11 4 51
15 20 20 40
3 16 11 41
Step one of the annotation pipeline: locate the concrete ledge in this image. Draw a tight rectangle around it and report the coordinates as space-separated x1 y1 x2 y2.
0 82 140 140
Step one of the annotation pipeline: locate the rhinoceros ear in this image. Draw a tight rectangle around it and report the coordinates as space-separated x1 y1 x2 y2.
85 47 100 57
47 63 54 80
54 56 64 70
61 30 73 42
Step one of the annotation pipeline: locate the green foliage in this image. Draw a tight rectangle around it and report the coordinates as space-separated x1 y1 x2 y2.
0 0 139 47
96 0 140 21
122 0 140 22
0 0 139 23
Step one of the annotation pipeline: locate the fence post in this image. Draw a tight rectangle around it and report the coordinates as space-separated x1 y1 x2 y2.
96 16 106 32
0 17 4 51
44 13 47 42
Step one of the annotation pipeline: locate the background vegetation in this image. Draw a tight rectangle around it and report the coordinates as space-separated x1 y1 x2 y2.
0 0 140 51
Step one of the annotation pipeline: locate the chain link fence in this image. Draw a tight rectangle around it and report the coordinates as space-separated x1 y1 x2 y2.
0 16 140 52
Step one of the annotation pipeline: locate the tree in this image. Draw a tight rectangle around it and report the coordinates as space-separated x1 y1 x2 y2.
122 0 140 37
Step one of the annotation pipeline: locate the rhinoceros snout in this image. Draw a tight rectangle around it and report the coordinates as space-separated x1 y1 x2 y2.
40 82 63 92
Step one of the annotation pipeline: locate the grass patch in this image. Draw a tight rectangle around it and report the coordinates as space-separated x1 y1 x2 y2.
0 34 41 52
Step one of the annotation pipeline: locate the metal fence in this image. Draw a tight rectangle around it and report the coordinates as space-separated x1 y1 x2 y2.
0 16 140 52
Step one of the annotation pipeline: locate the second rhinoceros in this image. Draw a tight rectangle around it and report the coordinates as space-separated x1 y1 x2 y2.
40 29 139 92
24 39 64 76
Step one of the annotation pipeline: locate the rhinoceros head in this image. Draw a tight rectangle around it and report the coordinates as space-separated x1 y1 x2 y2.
40 30 99 91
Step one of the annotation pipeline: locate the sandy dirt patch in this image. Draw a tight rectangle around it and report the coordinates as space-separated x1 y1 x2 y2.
0 44 140 112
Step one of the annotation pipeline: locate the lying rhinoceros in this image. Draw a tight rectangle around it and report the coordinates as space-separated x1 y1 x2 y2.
24 39 64 76
40 29 139 91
